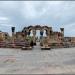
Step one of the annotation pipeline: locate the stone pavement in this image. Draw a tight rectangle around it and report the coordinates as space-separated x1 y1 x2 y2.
0 43 75 74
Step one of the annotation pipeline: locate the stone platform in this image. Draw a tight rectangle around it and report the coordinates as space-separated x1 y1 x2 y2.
41 46 51 50
21 46 32 50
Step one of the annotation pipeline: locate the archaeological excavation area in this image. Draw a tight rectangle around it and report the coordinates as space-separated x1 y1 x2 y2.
0 25 75 74
0 25 75 50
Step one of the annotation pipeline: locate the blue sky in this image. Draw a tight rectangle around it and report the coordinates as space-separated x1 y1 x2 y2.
0 1 75 37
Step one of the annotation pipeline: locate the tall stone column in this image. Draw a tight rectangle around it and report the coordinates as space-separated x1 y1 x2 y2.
33 29 36 45
28 30 30 36
40 29 43 39
40 29 43 45
26 29 28 37
24 30 27 39
48 29 50 38
46 29 49 38
25 29 29 38
49 27 52 37
60 28 64 42
60 28 64 37
11 27 15 47
46 29 50 44
11 27 15 37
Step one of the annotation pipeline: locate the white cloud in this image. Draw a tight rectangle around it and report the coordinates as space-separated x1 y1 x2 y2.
0 16 13 27
0 24 13 27
23 1 63 19
0 17 8 21
21 1 51 19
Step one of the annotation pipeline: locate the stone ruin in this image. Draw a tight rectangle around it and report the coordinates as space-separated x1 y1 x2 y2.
0 25 75 50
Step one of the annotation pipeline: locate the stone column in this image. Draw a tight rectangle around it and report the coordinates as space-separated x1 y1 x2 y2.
24 30 27 39
11 27 15 47
60 28 64 37
46 29 50 44
40 29 43 45
27 30 30 36
60 28 64 42
33 29 36 45
49 27 52 37
25 29 30 38
40 29 43 39
46 29 49 38
48 29 50 38
11 27 15 37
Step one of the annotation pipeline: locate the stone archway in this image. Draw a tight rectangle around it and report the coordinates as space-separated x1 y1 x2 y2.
22 25 51 45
